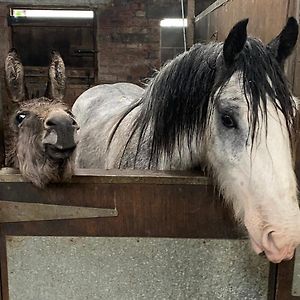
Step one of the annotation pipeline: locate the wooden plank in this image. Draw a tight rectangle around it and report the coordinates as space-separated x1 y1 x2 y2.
0 231 8 300
276 259 300 299
0 184 245 239
24 67 95 79
0 81 5 168
268 263 278 300
0 168 210 185
195 0 229 22
195 0 289 43
285 0 300 90
0 170 244 239
187 0 195 48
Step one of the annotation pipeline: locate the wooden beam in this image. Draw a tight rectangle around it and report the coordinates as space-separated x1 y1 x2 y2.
0 170 245 239
187 0 195 48
0 81 5 168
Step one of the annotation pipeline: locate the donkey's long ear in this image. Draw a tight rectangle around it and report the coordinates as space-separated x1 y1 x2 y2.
45 51 66 101
5 49 28 102
267 17 298 66
223 19 248 66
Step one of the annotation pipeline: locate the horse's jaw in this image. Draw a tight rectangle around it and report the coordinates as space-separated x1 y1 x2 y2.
215 152 300 263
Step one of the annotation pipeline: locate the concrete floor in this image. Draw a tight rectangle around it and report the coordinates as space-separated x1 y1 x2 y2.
7 237 269 300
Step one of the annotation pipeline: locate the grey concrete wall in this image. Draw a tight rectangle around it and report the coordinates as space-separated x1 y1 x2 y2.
7 236 269 300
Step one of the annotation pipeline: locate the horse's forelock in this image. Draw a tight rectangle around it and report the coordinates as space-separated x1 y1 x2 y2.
117 37 296 167
135 43 221 162
234 38 296 146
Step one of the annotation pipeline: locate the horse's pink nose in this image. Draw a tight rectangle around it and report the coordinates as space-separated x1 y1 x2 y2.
261 229 295 263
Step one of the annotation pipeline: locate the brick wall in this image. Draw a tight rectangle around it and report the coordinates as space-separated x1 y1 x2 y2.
96 0 179 85
0 0 185 108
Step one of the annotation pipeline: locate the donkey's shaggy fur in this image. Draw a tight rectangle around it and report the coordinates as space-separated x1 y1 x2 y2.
5 50 77 187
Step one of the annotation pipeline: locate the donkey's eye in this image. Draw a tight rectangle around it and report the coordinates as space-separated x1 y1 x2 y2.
221 114 237 129
15 113 27 125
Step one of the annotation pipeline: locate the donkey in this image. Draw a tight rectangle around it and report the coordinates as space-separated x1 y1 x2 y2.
5 49 78 188
73 18 300 263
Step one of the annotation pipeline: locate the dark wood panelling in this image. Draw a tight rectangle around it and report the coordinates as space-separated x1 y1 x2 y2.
12 26 95 68
0 170 245 239
276 259 298 300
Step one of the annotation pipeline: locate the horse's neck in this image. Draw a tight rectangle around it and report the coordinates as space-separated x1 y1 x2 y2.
158 135 204 170
111 113 204 170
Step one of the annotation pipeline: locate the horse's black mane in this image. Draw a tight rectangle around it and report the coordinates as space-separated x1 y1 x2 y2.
112 37 296 168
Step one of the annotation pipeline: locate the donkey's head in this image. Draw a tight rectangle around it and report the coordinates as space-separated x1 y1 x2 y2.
5 49 78 187
206 18 300 263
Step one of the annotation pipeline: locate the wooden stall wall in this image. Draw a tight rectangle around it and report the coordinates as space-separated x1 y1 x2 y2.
194 0 299 95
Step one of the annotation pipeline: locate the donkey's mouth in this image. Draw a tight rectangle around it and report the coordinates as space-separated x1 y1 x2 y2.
45 144 76 160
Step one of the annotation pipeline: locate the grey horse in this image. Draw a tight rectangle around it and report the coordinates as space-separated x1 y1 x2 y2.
73 18 300 263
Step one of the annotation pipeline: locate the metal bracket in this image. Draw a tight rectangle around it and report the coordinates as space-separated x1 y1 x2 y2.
0 200 118 223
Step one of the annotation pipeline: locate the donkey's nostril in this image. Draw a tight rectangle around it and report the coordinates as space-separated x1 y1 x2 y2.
45 119 56 127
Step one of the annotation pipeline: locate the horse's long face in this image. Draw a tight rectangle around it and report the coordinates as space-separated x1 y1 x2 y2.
207 73 299 263
205 18 300 263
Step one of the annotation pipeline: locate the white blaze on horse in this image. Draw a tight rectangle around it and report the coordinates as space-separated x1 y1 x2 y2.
5 49 78 188
73 18 300 263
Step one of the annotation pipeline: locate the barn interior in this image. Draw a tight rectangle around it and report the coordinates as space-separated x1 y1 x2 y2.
0 0 298 299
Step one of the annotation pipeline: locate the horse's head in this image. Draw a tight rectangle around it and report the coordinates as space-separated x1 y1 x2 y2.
5 49 78 187
206 18 299 263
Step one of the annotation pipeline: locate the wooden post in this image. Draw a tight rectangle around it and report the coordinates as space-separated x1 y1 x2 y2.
187 0 195 49
0 80 5 168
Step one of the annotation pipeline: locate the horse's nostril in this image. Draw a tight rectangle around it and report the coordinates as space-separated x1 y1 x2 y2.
259 252 266 258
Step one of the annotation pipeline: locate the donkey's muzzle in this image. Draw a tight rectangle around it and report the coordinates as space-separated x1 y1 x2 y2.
45 144 76 160
43 110 78 159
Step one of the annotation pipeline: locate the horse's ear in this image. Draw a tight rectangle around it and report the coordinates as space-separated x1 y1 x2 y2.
5 49 28 103
223 19 248 66
267 17 298 66
45 51 66 101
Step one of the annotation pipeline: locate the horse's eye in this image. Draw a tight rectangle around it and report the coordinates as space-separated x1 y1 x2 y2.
15 113 27 125
221 114 237 129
